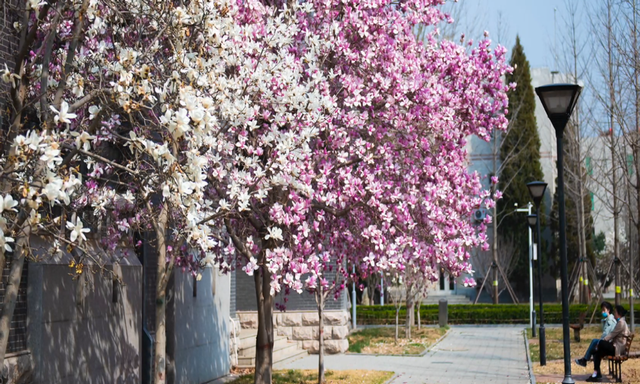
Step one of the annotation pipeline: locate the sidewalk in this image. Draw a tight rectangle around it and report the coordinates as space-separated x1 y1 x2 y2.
276 326 531 384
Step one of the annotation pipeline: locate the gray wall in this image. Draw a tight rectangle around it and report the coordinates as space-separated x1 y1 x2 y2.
28 251 142 384
172 267 230 384
236 267 347 312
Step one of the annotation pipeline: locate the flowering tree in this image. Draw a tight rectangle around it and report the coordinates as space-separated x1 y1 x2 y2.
204 3 509 384
2 1 333 383
3 1 509 384
198 1 510 383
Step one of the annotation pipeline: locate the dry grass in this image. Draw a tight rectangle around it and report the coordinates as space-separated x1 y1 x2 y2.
348 326 447 355
528 326 604 362
228 369 394 384
534 359 640 383
529 325 640 383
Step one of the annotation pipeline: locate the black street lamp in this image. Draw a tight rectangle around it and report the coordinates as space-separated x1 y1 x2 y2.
535 84 582 384
527 182 547 366
526 180 548 366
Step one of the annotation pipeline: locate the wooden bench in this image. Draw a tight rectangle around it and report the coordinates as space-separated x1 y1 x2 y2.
569 312 586 342
604 333 635 383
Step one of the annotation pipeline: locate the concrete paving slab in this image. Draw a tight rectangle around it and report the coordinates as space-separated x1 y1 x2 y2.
276 326 531 384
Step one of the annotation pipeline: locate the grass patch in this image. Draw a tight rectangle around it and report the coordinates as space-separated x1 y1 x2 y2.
529 324 640 382
228 369 393 384
347 326 447 355
528 325 603 363
534 359 640 383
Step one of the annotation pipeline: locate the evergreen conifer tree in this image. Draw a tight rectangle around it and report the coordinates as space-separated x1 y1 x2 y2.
497 36 545 295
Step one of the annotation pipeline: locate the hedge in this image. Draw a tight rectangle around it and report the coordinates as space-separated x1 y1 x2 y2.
355 304 640 325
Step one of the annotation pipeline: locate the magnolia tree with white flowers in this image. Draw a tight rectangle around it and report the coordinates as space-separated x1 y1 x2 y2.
2 0 510 384
2 0 334 383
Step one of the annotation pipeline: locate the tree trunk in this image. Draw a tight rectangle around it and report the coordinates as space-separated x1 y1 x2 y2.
368 277 375 306
576 136 588 304
153 206 169 384
254 264 274 384
394 307 399 344
405 283 413 339
417 300 421 330
632 0 639 334
318 287 325 384
492 205 499 304
606 2 621 307
0 223 30 363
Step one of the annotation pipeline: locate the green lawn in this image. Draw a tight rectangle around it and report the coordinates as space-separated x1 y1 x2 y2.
348 326 447 355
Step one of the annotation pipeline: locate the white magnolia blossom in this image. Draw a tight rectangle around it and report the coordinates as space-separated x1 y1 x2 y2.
0 229 14 253
72 131 96 151
265 227 283 242
1 63 20 88
50 101 77 125
0 195 18 214
26 0 46 11
88 105 101 120
66 215 90 244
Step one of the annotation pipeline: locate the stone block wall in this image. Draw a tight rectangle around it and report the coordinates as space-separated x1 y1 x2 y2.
237 310 350 354
229 317 240 367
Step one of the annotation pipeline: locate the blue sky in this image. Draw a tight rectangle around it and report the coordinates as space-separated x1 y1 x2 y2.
457 0 589 69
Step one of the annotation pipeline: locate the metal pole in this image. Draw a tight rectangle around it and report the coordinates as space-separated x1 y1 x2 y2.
380 275 384 305
615 256 621 305
528 203 535 337
615 257 621 306
536 205 546 366
352 264 356 329
556 127 575 384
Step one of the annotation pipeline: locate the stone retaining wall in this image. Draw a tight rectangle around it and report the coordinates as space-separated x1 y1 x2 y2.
237 310 350 354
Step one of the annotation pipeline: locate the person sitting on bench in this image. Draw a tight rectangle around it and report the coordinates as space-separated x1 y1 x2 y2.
586 305 630 382
575 301 617 367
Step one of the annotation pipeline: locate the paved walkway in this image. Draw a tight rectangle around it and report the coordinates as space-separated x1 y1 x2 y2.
276 326 531 384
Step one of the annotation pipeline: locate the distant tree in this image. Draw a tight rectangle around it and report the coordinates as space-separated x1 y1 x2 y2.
497 36 545 295
549 170 596 277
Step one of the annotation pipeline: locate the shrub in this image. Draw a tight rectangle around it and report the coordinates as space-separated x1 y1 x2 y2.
354 303 640 325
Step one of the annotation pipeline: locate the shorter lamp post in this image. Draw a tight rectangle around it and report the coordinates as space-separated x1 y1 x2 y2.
536 83 582 384
515 203 535 336
527 181 548 366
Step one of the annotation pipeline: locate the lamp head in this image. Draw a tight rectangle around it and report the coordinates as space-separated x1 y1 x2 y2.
527 214 538 229
535 83 582 135
527 181 548 208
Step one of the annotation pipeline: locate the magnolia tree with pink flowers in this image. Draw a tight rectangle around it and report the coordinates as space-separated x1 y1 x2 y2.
202 1 510 383
2 0 509 383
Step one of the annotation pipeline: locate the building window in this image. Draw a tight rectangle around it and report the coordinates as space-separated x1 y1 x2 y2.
0 259 28 354
590 192 595 211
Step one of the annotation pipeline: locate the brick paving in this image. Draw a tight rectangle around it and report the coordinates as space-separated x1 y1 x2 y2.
276 326 531 384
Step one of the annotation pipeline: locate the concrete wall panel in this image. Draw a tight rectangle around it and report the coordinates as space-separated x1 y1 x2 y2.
173 267 230 384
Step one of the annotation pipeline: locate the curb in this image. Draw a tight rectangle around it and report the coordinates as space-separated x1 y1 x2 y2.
421 327 451 356
382 373 401 384
523 330 536 384
204 374 240 384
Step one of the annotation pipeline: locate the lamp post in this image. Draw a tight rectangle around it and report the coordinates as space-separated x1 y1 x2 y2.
515 203 535 336
535 83 582 384
527 181 548 367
